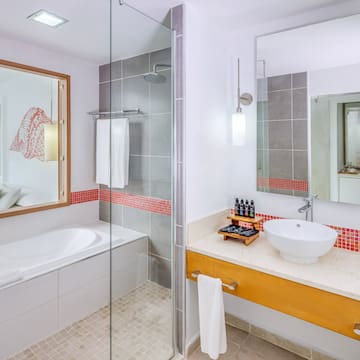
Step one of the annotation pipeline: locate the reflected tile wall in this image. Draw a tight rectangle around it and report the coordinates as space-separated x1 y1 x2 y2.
257 72 309 196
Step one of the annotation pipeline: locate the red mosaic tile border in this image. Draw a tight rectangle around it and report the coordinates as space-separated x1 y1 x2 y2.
254 212 359 252
257 177 309 192
70 188 171 215
70 189 99 204
100 189 172 216
329 225 360 252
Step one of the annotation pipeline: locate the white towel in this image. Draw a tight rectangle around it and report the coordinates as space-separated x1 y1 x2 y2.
197 274 227 359
96 118 129 188
0 269 23 288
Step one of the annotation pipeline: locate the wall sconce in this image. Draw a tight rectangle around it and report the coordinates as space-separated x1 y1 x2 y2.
44 124 58 161
232 58 253 146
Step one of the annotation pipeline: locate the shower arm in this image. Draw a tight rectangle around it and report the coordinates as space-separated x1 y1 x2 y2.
153 64 171 73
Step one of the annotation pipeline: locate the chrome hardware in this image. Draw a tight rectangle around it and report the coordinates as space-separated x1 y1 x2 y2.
87 109 141 118
298 194 318 222
354 323 360 336
191 270 238 291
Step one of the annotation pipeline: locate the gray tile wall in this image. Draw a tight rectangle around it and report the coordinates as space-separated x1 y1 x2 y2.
257 72 309 197
98 47 173 288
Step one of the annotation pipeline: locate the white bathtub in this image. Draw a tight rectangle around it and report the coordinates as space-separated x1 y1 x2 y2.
0 222 148 358
0 222 148 289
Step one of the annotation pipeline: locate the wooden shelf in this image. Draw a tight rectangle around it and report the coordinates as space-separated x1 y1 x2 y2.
227 215 263 224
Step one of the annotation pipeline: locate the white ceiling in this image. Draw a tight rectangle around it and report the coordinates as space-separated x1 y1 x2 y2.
127 0 353 29
0 0 355 64
0 0 172 65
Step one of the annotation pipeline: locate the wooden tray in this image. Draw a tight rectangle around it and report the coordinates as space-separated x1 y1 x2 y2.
217 213 263 245
218 230 260 245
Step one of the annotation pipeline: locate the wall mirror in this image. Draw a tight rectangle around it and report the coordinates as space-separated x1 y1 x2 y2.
0 60 70 218
256 13 360 205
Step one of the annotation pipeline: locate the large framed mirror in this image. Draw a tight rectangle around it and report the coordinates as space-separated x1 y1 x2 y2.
0 59 70 217
256 13 360 205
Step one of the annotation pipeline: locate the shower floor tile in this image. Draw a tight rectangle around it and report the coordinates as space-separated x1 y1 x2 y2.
9 281 173 360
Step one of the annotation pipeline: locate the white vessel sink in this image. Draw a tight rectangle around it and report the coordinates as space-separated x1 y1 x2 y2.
263 219 338 264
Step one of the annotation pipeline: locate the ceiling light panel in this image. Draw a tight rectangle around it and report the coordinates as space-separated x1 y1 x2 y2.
27 10 68 28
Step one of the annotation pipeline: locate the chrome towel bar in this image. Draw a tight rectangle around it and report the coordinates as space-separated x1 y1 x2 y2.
191 270 238 291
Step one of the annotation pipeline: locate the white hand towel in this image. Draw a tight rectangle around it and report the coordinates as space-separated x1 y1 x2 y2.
96 118 129 188
0 269 23 288
197 274 227 359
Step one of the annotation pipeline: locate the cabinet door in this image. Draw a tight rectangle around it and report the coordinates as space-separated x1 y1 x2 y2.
339 176 360 205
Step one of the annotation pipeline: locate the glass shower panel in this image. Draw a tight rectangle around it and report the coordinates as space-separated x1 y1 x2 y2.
109 2 174 359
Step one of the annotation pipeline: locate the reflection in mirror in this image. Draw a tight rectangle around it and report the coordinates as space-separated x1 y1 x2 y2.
0 60 70 217
257 13 360 205
311 93 360 204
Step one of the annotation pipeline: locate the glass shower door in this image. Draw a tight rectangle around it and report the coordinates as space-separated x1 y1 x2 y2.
108 2 175 359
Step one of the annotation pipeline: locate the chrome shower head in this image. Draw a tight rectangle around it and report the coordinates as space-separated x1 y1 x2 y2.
144 72 167 84
143 63 171 84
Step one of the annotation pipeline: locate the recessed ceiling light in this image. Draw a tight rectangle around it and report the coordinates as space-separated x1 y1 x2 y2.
27 10 68 28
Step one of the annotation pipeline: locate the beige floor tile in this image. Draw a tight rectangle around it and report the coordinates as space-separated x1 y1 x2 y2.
225 325 248 346
188 326 305 360
241 335 304 360
9 281 173 360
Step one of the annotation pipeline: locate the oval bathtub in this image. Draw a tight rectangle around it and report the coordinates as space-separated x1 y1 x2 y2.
0 222 148 289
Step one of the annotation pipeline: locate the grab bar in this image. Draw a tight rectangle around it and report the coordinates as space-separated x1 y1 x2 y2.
191 270 238 291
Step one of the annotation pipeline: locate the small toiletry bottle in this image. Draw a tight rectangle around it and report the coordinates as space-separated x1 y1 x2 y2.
234 198 240 215
249 200 255 218
239 199 245 216
244 200 249 217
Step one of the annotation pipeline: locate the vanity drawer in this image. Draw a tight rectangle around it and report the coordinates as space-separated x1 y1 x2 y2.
186 250 360 340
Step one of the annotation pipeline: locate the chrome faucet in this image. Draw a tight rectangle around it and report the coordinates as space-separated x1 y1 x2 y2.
298 195 318 222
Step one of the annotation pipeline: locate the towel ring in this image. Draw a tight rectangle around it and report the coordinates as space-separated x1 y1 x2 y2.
191 270 238 291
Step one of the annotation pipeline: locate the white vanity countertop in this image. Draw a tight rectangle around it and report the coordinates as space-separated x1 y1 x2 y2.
187 232 360 301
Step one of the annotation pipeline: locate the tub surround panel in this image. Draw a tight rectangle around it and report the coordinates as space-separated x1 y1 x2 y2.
58 275 109 330
0 299 58 360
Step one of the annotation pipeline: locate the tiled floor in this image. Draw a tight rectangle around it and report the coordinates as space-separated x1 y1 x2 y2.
9 281 173 360
188 325 304 360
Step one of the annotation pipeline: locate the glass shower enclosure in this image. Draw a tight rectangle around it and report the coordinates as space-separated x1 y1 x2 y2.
106 2 176 359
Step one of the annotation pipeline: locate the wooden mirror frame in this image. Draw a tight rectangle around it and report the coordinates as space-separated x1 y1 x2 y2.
0 59 71 218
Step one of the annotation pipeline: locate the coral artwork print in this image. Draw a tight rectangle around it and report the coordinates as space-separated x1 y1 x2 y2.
10 107 55 161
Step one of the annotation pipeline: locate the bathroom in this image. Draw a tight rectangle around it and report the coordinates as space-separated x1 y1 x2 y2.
0 1 360 360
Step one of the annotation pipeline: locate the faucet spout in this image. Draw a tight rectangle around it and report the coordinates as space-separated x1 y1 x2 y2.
297 194 318 222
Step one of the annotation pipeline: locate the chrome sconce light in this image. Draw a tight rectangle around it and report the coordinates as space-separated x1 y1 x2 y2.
232 58 253 146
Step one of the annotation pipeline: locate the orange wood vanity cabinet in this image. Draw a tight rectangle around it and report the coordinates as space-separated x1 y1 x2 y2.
186 250 360 341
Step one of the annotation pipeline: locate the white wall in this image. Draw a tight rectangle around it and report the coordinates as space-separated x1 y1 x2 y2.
0 35 99 243
184 2 360 359
184 3 232 223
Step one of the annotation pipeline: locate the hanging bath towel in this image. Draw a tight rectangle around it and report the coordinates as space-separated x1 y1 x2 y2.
96 118 129 188
197 274 227 359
